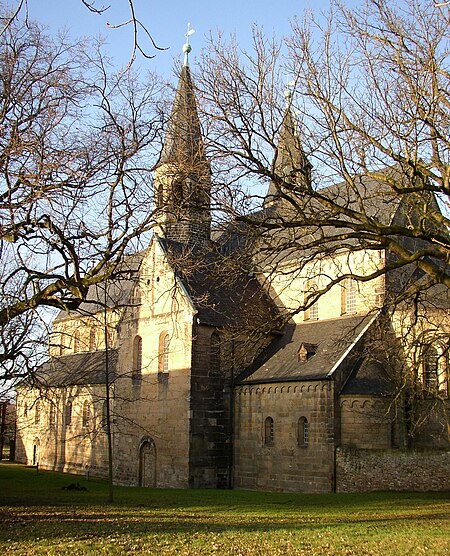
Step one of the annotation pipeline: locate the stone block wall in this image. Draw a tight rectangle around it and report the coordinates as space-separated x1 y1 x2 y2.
233 380 335 493
336 447 450 492
340 397 393 449
189 324 232 488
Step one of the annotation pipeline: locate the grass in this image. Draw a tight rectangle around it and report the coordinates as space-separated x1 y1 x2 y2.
0 463 449 555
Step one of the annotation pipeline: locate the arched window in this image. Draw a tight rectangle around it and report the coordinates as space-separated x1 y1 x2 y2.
73 330 80 353
210 333 221 375
89 327 96 352
264 416 274 445
158 332 170 373
132 335 143 381
23 403 28 418
341 278 357 315
34 401 41 425
423 345 440 389
82 400 90 428
65 401 72 427
304 280 319 320
49 403 56 429
297 417 309 446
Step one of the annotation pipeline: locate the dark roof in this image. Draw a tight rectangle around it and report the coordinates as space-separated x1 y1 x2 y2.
35 349 118 387
54 251 144 323
219 166 430 262
340 357 394 396
237 314 373 384
158 65 207 169
265 105 311 207
157 235 281 329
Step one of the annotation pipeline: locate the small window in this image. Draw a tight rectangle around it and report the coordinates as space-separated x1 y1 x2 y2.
34 401 41 425
264 416 274 445
82 401 90 428
158 332 170 373
423 345 439 389
132 284 141 305
210 333 221 375
73 330 80 353
132 335 143 381
49 403 56 429
341 278 357 315
65 401 72 427
23 403 28 418
298 417 309 446
89 328 96 351
304 280 319 320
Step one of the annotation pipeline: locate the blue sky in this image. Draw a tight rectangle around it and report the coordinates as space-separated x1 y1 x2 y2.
26 0 337 79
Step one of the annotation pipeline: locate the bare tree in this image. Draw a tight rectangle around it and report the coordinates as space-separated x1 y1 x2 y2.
198 0 450 308
194 0 450 445
0 15 166 386
0 1 167 67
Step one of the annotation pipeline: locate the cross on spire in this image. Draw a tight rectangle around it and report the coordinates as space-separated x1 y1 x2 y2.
183 22 195 67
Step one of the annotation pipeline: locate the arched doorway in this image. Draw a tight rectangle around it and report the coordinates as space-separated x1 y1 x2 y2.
138 438 156 487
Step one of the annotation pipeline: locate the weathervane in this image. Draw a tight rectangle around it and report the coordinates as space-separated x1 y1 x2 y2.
183 22 195 66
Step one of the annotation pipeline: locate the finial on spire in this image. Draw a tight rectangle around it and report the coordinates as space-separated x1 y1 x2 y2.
183 22 195 66
284 79 295 105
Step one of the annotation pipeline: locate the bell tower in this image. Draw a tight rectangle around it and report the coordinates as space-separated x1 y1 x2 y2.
154 34 211 247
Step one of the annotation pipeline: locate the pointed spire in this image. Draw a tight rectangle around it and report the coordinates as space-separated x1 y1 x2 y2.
158 28 205 170
154 30 211 248
265 90 312 209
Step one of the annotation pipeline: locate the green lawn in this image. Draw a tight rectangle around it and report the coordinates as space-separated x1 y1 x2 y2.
0 463 449 555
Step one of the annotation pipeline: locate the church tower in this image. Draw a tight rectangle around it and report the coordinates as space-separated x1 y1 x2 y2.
154 39 211 247
264 89 312 209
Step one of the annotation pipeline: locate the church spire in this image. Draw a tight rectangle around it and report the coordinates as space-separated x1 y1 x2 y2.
155 28 211 247
264 87 312 209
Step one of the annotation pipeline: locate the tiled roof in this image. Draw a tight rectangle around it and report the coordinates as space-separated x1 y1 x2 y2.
237 314 372 384
35 349 119 387
157 236 281 329
54 251 145 322
158 65 207 169
340 357 394 396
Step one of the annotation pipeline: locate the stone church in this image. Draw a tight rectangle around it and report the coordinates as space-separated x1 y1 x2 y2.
15 45 450 493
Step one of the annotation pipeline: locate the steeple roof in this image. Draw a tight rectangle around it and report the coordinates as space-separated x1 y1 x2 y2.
158 64 206 169
265 103 312 207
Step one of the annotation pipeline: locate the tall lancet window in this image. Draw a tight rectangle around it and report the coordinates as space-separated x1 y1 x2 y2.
132 335 143 381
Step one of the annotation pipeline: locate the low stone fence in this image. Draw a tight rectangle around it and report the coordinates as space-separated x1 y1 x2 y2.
336 447 450 492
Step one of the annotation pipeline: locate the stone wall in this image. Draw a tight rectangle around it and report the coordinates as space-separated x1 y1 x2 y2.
233 380 335 493
189 324 232 488
340 397 394 449
336 447 450 492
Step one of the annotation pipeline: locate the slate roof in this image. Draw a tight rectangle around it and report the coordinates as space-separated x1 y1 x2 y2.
158 65 207 169
34 349 118 387
54 251 145 322
236 314 374 384
157 235 281 329
218 166 439 263
340 357 394 396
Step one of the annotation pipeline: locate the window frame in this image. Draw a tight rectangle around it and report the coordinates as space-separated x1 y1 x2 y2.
264 416 274 445
297 416 309 447
132 335 143 381
65 401 72 427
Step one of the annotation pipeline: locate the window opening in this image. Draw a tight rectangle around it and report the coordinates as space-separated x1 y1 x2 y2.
264 416 274 445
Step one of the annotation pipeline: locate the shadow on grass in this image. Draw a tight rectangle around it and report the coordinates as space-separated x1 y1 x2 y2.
1 462 449 547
